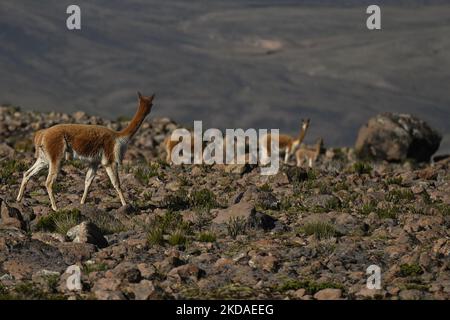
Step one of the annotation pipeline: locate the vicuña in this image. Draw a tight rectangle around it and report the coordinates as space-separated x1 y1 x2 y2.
295 137 324 168
16 92 155 211
260 118 310 163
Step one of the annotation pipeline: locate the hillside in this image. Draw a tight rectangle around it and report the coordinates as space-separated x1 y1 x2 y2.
0 106 449 300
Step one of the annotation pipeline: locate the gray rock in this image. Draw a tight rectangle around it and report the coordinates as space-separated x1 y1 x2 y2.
314 288 342 300
399 289 423 300
303 194 340 210
213 201 277 230
110 262 142 283
284 166 308 183
66 222 108 248
257 191 279 210
0 199 26 230
129 280 163 300
355 113 441 162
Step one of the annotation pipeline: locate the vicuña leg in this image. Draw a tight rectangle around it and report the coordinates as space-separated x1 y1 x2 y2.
105 164 126 206
296 155 304 167
80 164 98 205
46 161 60 211
284 147 290 163
17 158 47 201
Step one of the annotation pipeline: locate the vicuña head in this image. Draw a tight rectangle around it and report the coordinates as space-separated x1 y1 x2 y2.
16 92 155 211
261 118 310 163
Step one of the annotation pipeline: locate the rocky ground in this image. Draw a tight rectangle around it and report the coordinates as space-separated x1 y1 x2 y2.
0 105 449 300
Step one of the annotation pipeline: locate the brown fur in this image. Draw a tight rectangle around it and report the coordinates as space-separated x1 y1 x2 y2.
164 134 195 164
295 137 324 168
262 118 310 162
164 133 212 164
17 92 155 211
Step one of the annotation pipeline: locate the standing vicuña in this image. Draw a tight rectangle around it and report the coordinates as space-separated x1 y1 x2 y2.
295 137 324 168
260 118 310 163
16 92 155 211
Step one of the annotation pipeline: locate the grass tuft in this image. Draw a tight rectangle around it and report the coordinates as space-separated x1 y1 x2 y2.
299 221 336 240
36 209 82 234
353 162 372 175
399 264 423 277
225 216 247 239
134 163 161 185
190 189 218 210
197 231 217 243
278 279 343 295
0 159 28 184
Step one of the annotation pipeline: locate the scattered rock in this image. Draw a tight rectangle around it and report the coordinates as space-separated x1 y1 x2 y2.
167 264 205 283
0 199 26 230
212 201 277 230
257 191 279 210
399 289 423 300
108 262 141 283
248 255 278 272
94 290 126 300
92 278 122 292
303 195 339 210
213 201 255 224
66 222 108 248
221 163 255 175
293 288 306 299
128 280 163 300
284 166 308 183
314 288 342 300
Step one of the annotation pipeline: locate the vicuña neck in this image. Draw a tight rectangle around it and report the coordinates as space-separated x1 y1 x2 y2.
118 104 148 139
315 140 322 152
297 127 308 145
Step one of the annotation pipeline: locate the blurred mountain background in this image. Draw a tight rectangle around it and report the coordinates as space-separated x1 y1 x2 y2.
1 0 449 152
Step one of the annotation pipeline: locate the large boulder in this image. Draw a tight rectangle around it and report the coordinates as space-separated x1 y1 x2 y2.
355 113 441 162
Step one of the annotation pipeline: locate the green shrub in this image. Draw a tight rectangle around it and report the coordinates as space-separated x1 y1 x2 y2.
147 226 164 246
83 262 108 274
146 210 191 246
226 216 247 239
399 264 423 277
307 169 317 180
376 206 399 219
299 222 336 240
0 159 27 184
386 189 415 203
2 282 64 300
197 231 216 243
258 183 273 192
190 189 217 210
359 201 376 215
36 209 82 234
161 189 190 211
88 213 125 235
386 176 403 185
278 279 343 295
353 162 372 175
168 229 188 246
435 203 450 216
134 163 161 185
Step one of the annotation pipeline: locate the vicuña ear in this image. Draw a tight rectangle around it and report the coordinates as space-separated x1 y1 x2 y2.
137 92 143 99
149 93 155 101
